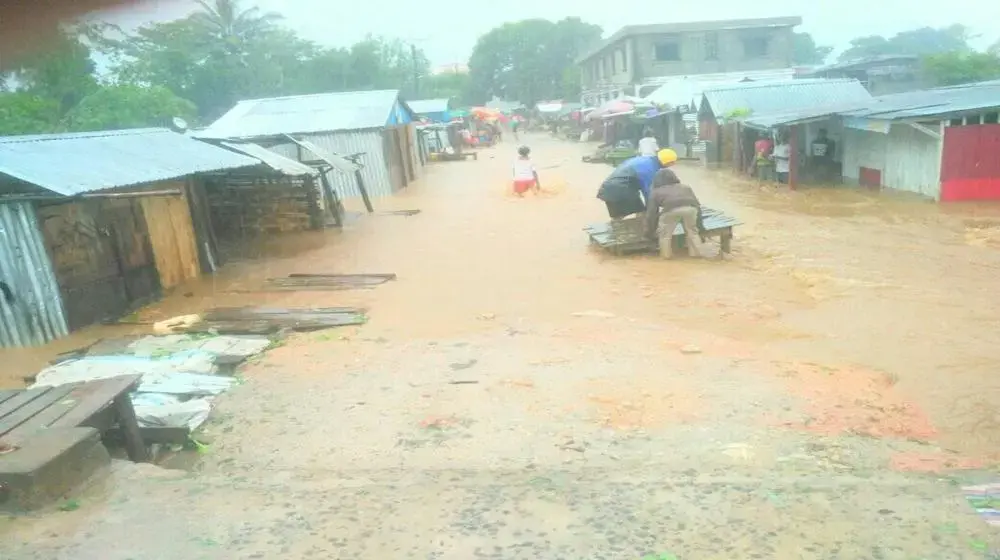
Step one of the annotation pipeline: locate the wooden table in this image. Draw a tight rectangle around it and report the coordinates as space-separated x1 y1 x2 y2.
584 209 742 257
0 375 148 462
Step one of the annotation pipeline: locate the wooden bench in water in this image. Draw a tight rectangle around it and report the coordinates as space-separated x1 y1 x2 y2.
584 208 741 256
0 374 147 462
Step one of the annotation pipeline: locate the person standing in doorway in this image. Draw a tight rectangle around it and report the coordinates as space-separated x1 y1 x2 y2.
752 134 774 182
643 168 705 259
810 128 836 181
772 134 791 184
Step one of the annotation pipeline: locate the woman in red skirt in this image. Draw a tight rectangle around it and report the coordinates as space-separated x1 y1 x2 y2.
512 145 541 196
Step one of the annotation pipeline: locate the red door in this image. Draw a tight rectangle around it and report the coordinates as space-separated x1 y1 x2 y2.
940 124 1000 201
859 167 881 189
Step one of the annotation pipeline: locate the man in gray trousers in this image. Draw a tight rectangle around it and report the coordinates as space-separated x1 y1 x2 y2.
643 168 705 259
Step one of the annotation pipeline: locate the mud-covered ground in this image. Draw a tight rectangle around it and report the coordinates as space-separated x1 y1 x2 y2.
4 134 1000 559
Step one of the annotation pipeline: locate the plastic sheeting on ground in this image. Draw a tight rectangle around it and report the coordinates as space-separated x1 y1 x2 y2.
30 334 270 433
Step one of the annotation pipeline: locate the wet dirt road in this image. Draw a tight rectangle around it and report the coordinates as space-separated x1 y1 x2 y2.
5 133 1000 559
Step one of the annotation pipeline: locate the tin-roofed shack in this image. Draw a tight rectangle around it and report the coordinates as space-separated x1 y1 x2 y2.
0 128 317 347
196 89 423 200
697 78 872 176
739 80 1000 200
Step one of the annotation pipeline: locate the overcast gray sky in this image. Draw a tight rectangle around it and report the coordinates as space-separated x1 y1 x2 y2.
103 0 1000 65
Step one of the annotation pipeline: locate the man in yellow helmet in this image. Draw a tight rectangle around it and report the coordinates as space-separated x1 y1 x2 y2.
597 148 679 218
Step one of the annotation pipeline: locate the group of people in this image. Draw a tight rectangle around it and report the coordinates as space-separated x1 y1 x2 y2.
751 128 837 184
510 138 705 259
595 147 706 259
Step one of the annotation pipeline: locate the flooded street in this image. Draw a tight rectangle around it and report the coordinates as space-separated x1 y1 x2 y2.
5 133 1000 558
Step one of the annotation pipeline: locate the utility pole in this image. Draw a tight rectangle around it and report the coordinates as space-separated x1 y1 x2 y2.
411 43 420 98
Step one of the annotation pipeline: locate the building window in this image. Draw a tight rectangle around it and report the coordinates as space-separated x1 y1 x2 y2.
611 53 617 75
984 112 999 124
742 37 769 58
655 42 681 62
704 32 719 61
621 48 628 72
603 58 609 78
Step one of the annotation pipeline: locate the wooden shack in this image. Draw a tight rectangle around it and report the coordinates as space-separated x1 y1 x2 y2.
0 128 262 345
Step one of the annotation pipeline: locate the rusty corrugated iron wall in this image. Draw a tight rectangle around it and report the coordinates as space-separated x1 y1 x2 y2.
0 201 69 348
272 130 393 199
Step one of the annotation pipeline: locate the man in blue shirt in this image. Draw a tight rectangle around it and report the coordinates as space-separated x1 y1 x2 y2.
597 149 678 218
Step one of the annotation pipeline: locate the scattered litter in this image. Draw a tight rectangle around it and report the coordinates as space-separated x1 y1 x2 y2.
153 314 202 335
58 499 81 512
503 379 536 389
263 273 396 291
379 209 421 216
680 345 703 355
571 310 616 319
449 359 478 371
477 313 496 321
448 380 479 385
963 483 1000 526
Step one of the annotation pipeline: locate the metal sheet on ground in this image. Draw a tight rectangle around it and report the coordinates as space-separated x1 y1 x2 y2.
264 273 396 291
186 307 368 335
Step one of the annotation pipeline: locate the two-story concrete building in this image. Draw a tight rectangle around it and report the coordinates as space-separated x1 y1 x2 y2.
577 16 802 105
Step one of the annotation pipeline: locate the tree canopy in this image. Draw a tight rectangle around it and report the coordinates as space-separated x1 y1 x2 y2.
0 0 437 136
793 32 833 66
923 51 1000 86
467 18 601 106
838 25 972 62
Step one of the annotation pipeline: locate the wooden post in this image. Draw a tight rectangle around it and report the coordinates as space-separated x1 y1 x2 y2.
354 169 374 214
789 125 799 190
318 172 344 226
113 393 150 462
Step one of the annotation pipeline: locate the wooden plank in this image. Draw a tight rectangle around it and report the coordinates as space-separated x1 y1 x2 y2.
49 375 142 429
107 426 190 445
2 384 93 443
0 387 51 421
0 384 78 438
287 273 397 281
0 390 21 407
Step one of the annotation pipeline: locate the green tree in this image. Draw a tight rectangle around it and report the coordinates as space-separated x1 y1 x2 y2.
91 6 432 119
7 28 97 113
923 51 1000 86
468 18 601 105
189 0 283 49
63 84 197 131
839 25 972 62
0 93 61 135
89 0 307 119
417 72 471 104
793 32 833 65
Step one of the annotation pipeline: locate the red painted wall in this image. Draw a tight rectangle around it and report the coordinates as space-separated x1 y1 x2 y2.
940 124 1000 201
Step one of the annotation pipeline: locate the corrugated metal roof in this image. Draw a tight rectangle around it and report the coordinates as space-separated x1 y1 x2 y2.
0 128 260 196
742 100 874 129
219 142 319 176
744 80 1000 128
702 78 872 120
408 98 450 114
197 90 405 139
644 68 799 108
804 54 920 75
840 81 1000 120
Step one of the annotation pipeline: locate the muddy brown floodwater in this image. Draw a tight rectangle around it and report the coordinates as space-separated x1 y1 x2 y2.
4 134 1000 559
